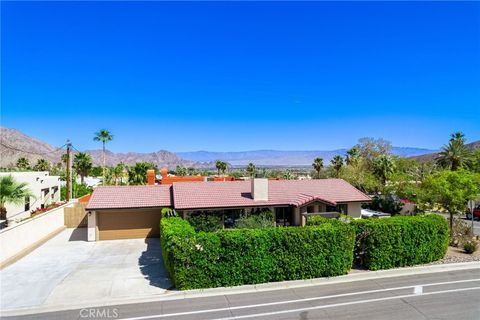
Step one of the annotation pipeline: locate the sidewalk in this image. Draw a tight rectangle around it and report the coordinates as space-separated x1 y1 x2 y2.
3 261 479 317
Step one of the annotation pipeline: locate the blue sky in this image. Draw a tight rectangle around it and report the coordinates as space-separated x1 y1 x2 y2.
2 1 479 152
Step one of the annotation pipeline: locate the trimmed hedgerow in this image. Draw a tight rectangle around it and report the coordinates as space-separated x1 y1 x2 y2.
160 218 355 290
352 214 448 270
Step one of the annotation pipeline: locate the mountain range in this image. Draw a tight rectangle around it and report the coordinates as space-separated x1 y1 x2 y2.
0 126 466 168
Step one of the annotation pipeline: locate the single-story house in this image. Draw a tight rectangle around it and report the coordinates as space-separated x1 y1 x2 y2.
86 178 371 241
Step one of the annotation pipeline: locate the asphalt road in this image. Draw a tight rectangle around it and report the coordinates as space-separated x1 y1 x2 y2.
4 269 480 320
435 213 480 236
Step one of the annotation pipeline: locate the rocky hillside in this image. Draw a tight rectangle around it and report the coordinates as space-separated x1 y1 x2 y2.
0 127 210 169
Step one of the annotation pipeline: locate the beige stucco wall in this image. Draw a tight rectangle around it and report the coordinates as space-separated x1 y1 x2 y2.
347 202 362 218
0 201 69 266
0 172 61 223
87 210 97 241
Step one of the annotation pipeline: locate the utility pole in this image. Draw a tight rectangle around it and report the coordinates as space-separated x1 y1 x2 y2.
66 140 72 202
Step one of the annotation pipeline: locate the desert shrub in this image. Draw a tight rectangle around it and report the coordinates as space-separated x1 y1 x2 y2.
186 211 223 232
160 217 355 290
463 240 478 254
352 214 448 270
449 218 472 247
235 211 274 229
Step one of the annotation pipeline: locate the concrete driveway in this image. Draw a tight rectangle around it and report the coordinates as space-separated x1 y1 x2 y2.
0 229 172 311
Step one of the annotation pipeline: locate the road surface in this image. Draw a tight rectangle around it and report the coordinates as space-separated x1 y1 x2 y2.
435 212 480 236
3 268 480 320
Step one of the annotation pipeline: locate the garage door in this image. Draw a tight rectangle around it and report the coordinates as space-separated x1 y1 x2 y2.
97 209 161 240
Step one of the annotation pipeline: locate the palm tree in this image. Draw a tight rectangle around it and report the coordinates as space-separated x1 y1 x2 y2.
331 155 344 177
215 160 227 175
93 129 113 184
373 155 396 186
312 157 324 179
128 162 155 185
16 157 30 170
282 169 293 180
436 132 471 171
73 152 93 184
33 159 50 171
0 175 33 222
346 147 360 166
246 163 256 178
113 162 126 185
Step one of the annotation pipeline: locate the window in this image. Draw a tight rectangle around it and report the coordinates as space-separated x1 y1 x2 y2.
24 196 30 211
326 204 348 214
307 205 314 213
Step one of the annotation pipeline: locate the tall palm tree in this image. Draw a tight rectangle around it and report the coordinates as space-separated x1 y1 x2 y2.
215 160 227 175
312 157 324 179
73 152 93 184
93 129 113 184
16 157 30 171
246 163 256 178
373 155 396 186
436 132 471 171
346 147 360 166
331 155 344 177
33 159 50 171
0 175 33 222
113 162 126 185
127 162 155 185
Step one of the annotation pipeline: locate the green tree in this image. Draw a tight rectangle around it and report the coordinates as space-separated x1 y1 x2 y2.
312 157 324 179
128 162 157 185
93 129 113 184
345 147 360 166
436 132 471 171
330 155 343 178
420 170 480 237
215 160 227 175
73 152 93 184
355 137 392 161
246 163 256 178
16 157 30 171
112 162 126 185
33 158 50 171
339 158 381 194
282 169 294 180
175 166 187 176
372 155 396 186
0 175 33 222
187 167 196 176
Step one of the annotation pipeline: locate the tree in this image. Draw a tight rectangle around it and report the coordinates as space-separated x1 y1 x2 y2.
128 162 157 185
215 160 227 175
346 147 360 166
436 132 471 171
355 137 392 161
282 169 294 180
331 155 343 178
312 157 324 179
16 157 30 170
420 170 480 237
112 162 126 185
246 163 256 178
73 152 93 184
33 159 50 171
372 155 396 186
175 166 187 176
0 175 33 222
93 129 113 184
339 158 382 194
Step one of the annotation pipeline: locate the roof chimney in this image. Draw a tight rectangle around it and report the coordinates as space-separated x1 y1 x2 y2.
147 169 155 185
251 178 268 201
161 167 168 179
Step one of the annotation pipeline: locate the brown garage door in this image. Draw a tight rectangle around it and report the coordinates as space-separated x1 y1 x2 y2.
97 209 161 240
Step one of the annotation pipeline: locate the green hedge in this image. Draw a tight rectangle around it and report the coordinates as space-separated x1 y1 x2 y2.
160 218 355 290
352 214 448 270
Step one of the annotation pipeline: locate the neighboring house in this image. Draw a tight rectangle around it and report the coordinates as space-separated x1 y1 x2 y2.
86 178 371 241
0 171 62 222
158 167 237 184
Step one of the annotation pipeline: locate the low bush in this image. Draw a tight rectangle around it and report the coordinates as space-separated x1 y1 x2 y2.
463 240 478 254
235 211 275 229
160 217 355 290
449 218 472 247
186 212 223 232
352 214 448 270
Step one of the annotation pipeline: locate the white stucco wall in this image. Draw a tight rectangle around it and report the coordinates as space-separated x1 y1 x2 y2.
0 201 69 266
0 172 62 222
347 202 363 218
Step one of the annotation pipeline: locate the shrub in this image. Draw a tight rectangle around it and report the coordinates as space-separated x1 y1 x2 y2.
352 214 448 270
362 195 403 215
186 212 223 232
235 211 274 229
463 240 478 254
160 217 355 290
449 218 472 247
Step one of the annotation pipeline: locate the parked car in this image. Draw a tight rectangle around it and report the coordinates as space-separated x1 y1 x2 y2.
466 205 480 220
361 209 391 219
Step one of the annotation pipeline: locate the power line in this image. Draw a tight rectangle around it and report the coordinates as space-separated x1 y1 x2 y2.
0 142 67 156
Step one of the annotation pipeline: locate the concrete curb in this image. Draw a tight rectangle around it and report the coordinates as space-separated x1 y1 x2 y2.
2 261 480 317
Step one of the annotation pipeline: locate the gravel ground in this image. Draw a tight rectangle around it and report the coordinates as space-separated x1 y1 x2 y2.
428 244 480 265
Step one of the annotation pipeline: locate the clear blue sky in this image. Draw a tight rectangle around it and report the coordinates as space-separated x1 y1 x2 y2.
2 1 479 152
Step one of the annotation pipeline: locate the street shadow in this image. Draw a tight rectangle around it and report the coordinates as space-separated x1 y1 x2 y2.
138 238 174 290
68 227 88 241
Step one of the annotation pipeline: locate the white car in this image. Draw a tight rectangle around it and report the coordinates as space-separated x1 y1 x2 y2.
361 209 391 219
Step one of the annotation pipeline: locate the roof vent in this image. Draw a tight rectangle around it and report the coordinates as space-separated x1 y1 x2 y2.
251 178 268 201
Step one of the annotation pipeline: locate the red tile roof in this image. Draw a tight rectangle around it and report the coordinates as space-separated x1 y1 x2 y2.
86 185 172 210
172 179 370 210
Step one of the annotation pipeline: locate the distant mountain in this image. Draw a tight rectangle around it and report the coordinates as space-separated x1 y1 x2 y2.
178 147 437 166
410 140 480 162
0 127 210 169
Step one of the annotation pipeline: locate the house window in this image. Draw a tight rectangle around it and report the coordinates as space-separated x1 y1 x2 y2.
275 207 292 227
307 205 314 213
326 204 348 214
24 196 30 211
